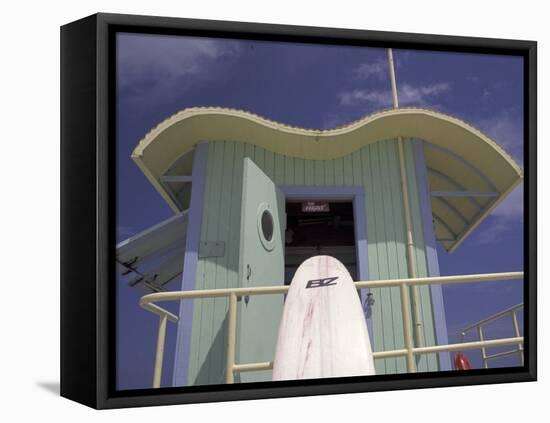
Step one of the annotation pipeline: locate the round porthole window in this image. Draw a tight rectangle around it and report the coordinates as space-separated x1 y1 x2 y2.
257 202 276 251
261 209 274 242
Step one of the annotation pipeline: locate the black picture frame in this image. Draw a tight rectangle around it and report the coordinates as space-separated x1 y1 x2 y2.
60 12 537 409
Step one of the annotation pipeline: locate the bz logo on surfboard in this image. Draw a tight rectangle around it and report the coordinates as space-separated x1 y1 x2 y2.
306 276 339 289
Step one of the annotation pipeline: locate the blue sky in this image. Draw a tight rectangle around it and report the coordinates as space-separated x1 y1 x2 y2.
116 33 524 389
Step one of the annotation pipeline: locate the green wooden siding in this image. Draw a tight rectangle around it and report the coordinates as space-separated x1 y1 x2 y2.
186 138 439 385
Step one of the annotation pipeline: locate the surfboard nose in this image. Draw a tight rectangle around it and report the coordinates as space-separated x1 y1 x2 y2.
272 255 375 381
298 255 352 279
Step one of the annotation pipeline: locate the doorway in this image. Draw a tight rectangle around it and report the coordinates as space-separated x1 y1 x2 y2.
279 184 373 342
284 200 357 284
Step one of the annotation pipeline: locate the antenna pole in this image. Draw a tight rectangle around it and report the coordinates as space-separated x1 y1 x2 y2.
388 48 425 354
387 49 399 109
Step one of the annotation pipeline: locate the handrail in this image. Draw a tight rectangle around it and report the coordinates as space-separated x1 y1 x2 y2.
461 303 523 333
226 336 524 373
460 302 524 368
140 271 524 388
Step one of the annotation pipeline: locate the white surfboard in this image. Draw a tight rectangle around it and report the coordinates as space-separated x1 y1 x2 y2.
272 255 375 381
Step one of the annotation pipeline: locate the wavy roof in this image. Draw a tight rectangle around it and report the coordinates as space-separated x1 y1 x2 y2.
132 107 523 252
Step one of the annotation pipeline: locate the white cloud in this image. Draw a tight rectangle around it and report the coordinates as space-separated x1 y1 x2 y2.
353 58 388 80
117 34 240 105
399 83 451 104
339 82 451 107
474 219 512 245
117 34 238 84
474 184 523 245
339 89 392 107
491 184 524 219
474 110 523 164
458 111 524 249
322 112 352 129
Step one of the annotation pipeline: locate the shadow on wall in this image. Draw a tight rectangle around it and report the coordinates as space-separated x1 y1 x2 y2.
192 314 228 386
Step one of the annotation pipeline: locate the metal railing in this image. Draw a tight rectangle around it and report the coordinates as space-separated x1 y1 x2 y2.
460 303 524 369
139 271 524 388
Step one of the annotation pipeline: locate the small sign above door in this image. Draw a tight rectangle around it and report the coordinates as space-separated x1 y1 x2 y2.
301 201 330 213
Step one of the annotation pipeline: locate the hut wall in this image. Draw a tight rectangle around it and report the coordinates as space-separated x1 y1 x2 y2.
184 138 439 385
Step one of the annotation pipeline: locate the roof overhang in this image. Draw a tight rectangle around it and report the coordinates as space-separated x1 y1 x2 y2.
132 107 523 252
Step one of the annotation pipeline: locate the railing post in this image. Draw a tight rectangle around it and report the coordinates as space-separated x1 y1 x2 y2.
477 325 488 369
397 138 424 350
511 310 524 366
153 314 168 388
225 293 238 384
399 282 416 372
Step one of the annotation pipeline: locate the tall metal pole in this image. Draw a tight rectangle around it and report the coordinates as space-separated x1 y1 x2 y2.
225 292 238 383
387 49 399 109
399 282 416 372
153 314 168 388
478 325 488 369
511 311 524 366
387 48 425 351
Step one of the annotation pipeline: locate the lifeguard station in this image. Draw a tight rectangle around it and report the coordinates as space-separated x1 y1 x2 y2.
116 50 524 388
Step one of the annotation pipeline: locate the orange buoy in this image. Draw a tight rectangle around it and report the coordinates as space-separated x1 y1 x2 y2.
454 352 472 370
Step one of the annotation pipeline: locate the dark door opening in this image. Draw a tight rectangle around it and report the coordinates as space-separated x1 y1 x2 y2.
284 200 357 284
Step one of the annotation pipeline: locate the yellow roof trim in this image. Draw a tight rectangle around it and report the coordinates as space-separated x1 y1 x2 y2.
133 106 521 172
132 106 524 251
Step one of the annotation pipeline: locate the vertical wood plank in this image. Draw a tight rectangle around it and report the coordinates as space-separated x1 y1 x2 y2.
209 141 235 383
305 159 314 185
374 142 398 374
173 142 209 387
197 141 225 383
264 148 275 180
382 140 407 373
362 146 385 375
254 144 265 171
325 159 335 185
314 160 324 185
352 151 362 186
231 142 246 382
244 143 255 162
294 158 305 185
275 152 286 185
343 154 354 186
284 155 294 185
370 143 396 373
189 142 215 383
404 140 437 371
334 157 344 185
228 141 245 292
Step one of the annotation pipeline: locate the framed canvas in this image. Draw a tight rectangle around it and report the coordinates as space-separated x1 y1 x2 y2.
60 12 537 409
